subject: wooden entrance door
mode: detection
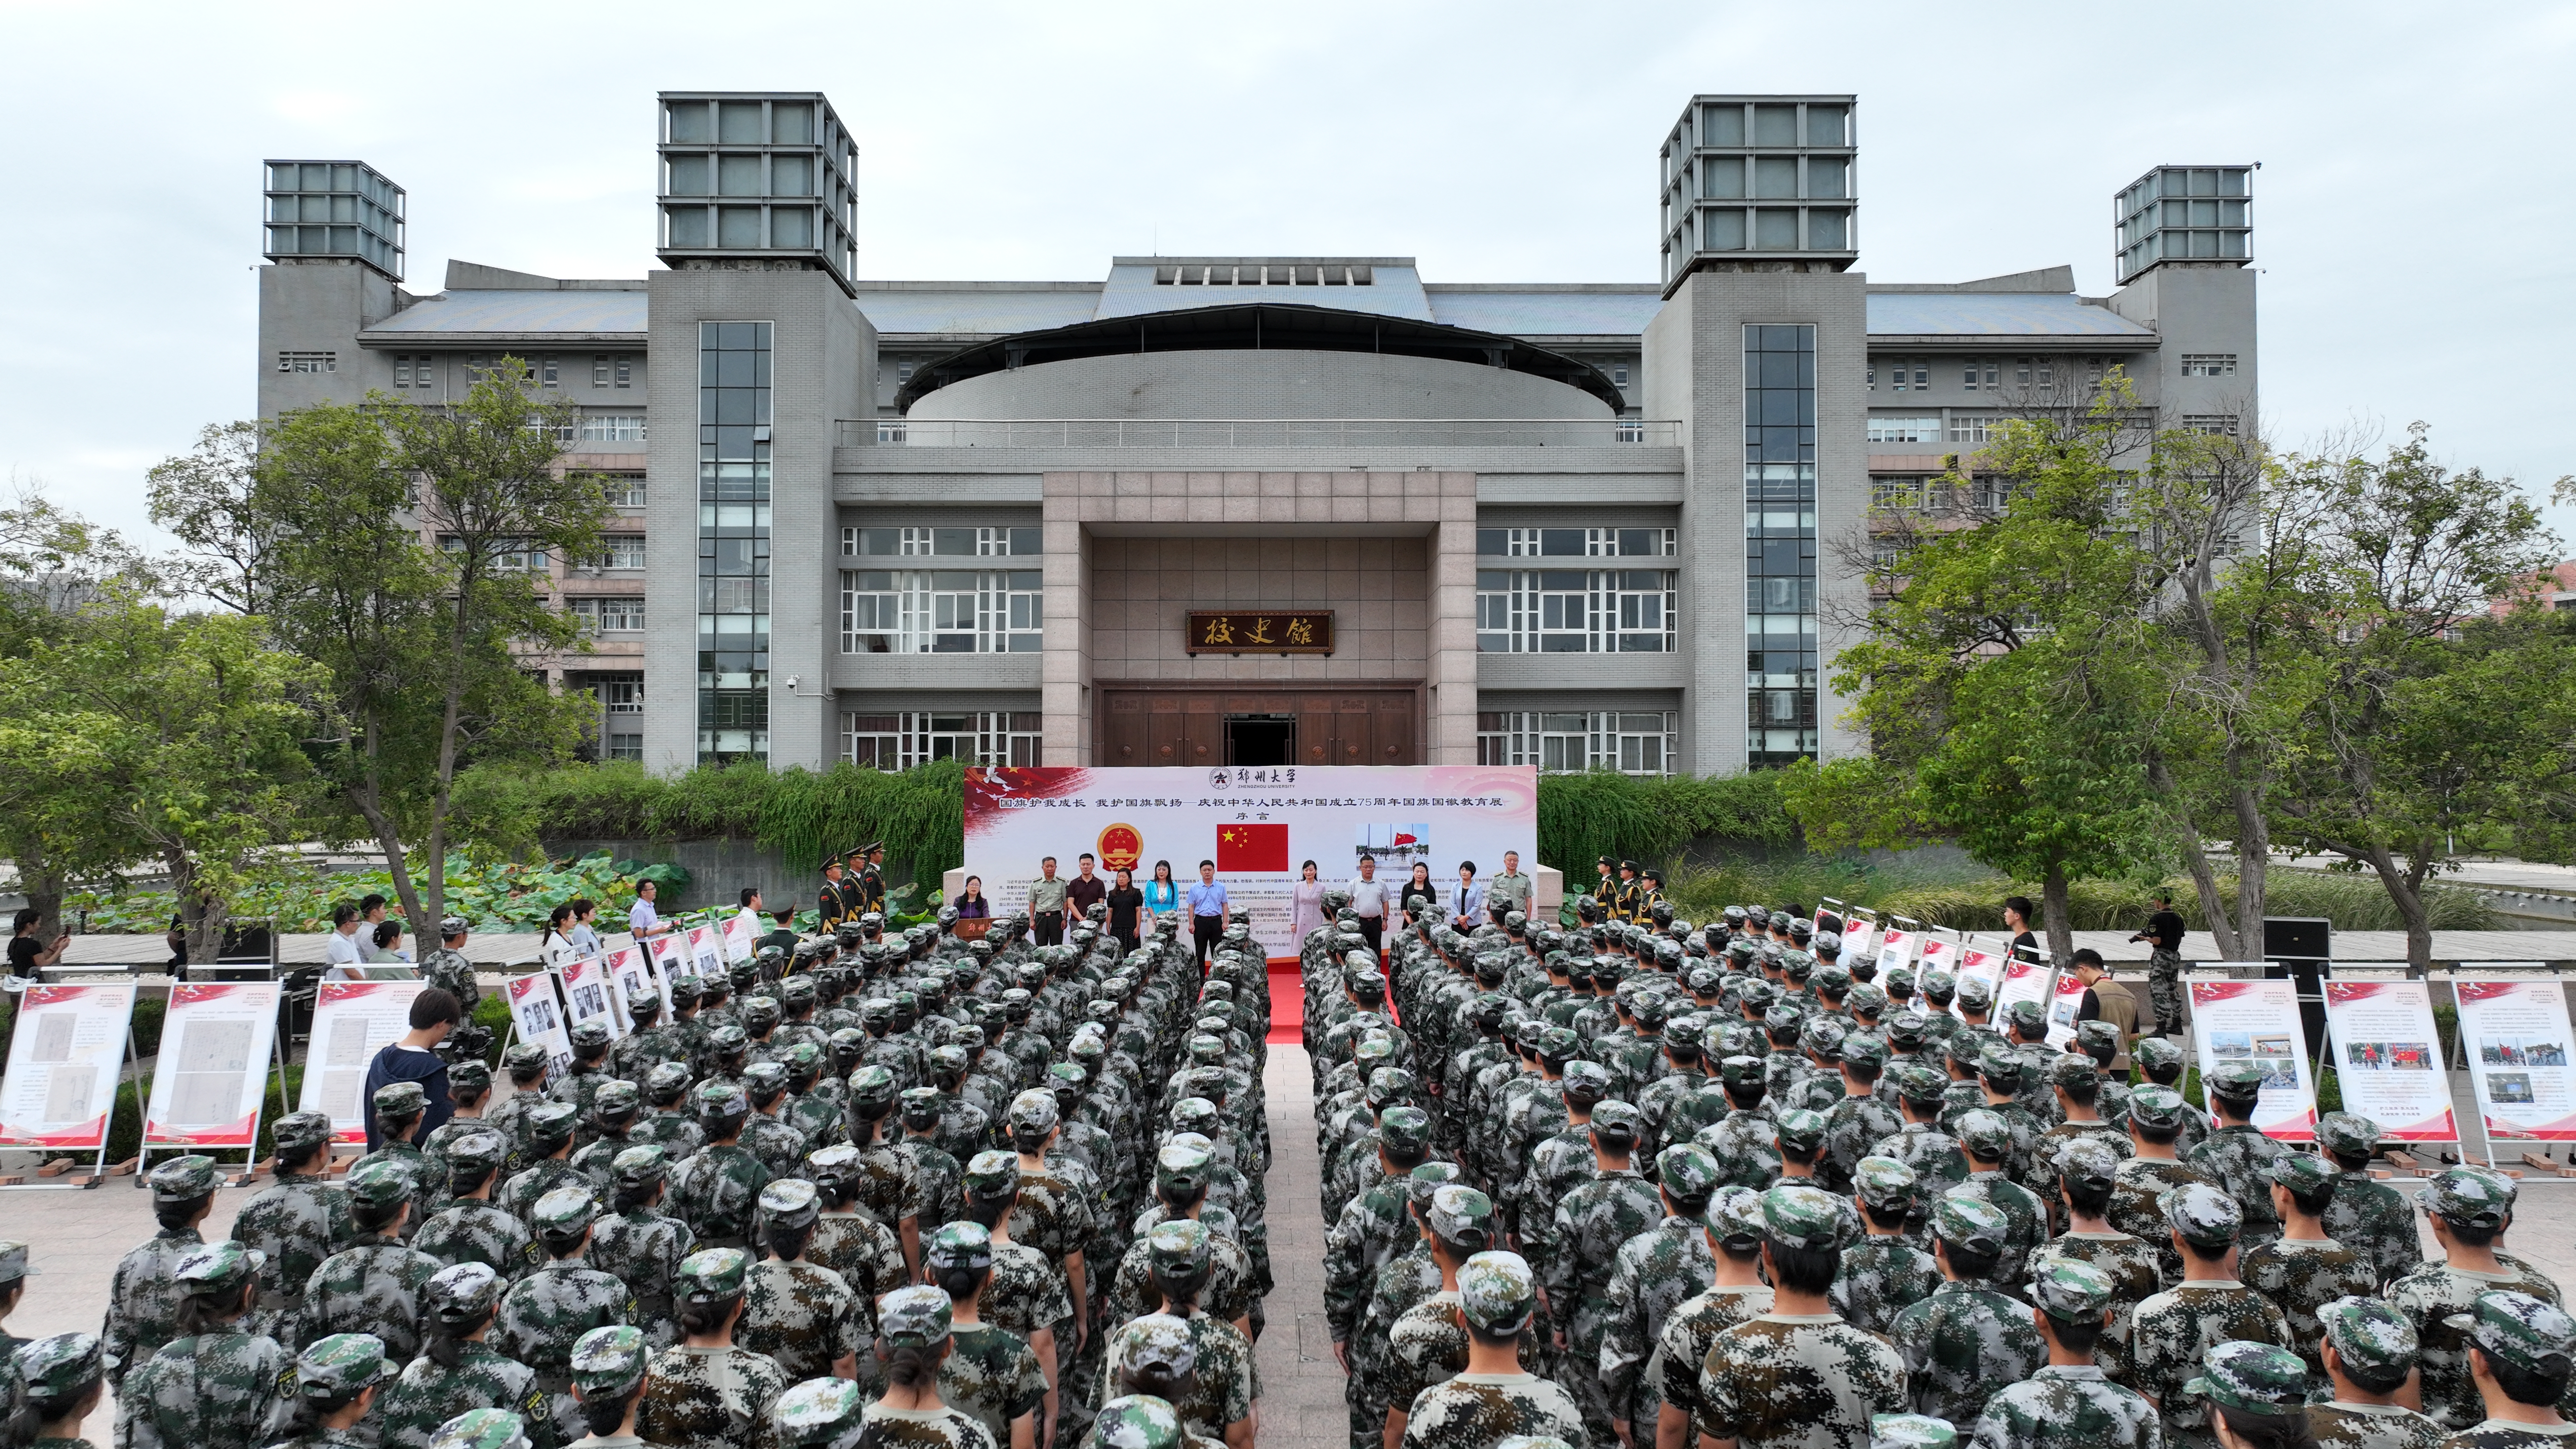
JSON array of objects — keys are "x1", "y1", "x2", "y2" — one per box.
[{"x1": 1096, "y1": 689, "x2": 1417, "y2": 766}]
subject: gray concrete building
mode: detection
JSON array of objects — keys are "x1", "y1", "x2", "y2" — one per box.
[{"x1": 255, "y1": 93, "x2": 2257, "y2": 776}]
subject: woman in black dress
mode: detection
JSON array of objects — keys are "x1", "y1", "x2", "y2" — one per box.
[
  {"x1": 1400, "y1": 861, "x2": 1439, "y2": 922},
  {"x1": 1105, "y1": 867, "x2": 1146, "y2": 952}
]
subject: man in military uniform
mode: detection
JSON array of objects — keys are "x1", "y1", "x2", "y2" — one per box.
[
  {"x1": 1968, "y1": 1260, "x2": 2161, "y2": 1449},
  {"x1": 1601, "y1": 1144, "x2": 1724, "y2": 1442},
  {"x1": 665, "y1": 1082, "x2": 772, "y2": 1253},
  {"x1": 1398, "y1": 1250, "x2": 1585, "y2": 1449},
  {"x1": 1696, "y1": 1055, "x2": 1785, "y2": 1190},
  {"x1": 354, "y1": 1081, "x2": 451, "y2": 1242},
  {"x1": 923, "y1": 1222, "x2": 1046, "y2": 1447},
  {"x1": 636, "y1": 1249, "x2": 791, "y2": 1449},
  {"x1": 1872, "y1": 1065, "x2": 1972, "y2": 1231},
  {"x1": 588, "y1": 1145, "x2": 696, "y2": 1350},
  {"x1": 1891, "y1": 1194, "x2": 2046, "y2": 1426},
  {"x1": 377, "y1": 1263, "x2": 541, "y2": 1449},
  {"x1": 500, "y1": 1103, "x2": 588, "y2": 1227},
  {"x1": 2390, "y1": 1168, "x2": 2568, "y2": 1432},
  {"x1": 300, "y1": 1158, "x2": 443, "y2": 1362},
  {"x1": 2110, "y1": 1085, "x2": 2219, "y2": 1289},
  {"x1": 1653, "y1": 1188, "x2": 1778, "y2": 1449},
  {"x1": 1949, "y1": 1108, "x2": 2048, "y2": 1293},
  {"x1": 1326, "y1": 1106, "x2": 1435, "y2": 1449},
  {"x1": 817, "y1": 855, "x2": 850, "y2": 933},
  {"x1": 736, "y1": 1179, "x2": 861, "y2": 1383},
  {"x1": 1540, "y1": 1106, "x2": 1669, "y2": 1441},
  {"x1": 853, "y1": 843, "x2": 888, "y2": 921},
  {"x1": 114, "y1": 1239, "x2": 294, "y2": 1449},
  {"x1": 2026, "y1": 1137, "x2": 2160, "y2": 1383},
  {"x1": 495, "y1": 1185, "x2": 634, "y2": 1447},
  {"x1": 2308, "y1": 1296, "x2": 2443, "y2": 1449},
  {"x1": 416, "y1": 1127, "x2": 537, "y2": 1279},
  {"x1": 423, "y1": 917, "x2": 491, "y2": 1064},
  {"x1": 2185, "y1": 1060, "x2": 2287, "y2": 1251},
  {"x1": 2238, "y1": 1152, "x2": 2378, "y2": 1393},
  {"x1": 233, "y1": 1110, "x2": 355, "y2": 1340},
  {"x1": 1696, "y1": 1184, "x2": 1908, "y2": 1449},
  {"x1": 2129, "y1": 1040, "x2": 2208, "y2": 1158},
  {"x1": 1385, "y1": 1186, "x2": 1540, "y2": 1448},
  {"x1": 2126, "y1": 1182, "x2": 2294, "y2": 1449},
  {"x1": 1001, "y1": 1088, "x2": 1097, "y2": 1365},
  {"x1": 1821, "y1": 1034, "x2": 1904, "y2": 1195},
  {"x1": 2315, "y1": 1112, "x2": 2421, "y2": 1289},
  {"x1": 2441, "y1": 1290, "x2": 2576, "y2": 1449},
  {"x1": 1831, "y1": 1156, "x2": 1943, "y2": 1337}
]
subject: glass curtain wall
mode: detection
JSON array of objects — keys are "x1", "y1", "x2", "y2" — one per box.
[
  {"x1": 698, "y1": 321, "x2": 771, "y2": 762},
  {"x1": 1745, "y1": 324, "x2": 1819, "y2": 766}
]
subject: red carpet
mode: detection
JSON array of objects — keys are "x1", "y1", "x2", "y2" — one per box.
[{"x1": 1267, "y1": 960, "x2": 1302, "y2": 1044}]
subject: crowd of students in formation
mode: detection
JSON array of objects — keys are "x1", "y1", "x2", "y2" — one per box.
[
  {"x1": 1301, "y1": 891, "x2": 2576, "y2": 1449},
  {"x1": 13, "y1": 899, "x2": 1279, "y2": 1449}
]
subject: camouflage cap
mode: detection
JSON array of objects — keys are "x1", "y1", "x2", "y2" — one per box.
[
  {"x1": 2267, "y1": 1152, "x2": 2337, "y2": 1196},
  {"x1": 1932, "y1": 1191, "x2": 2010, "y2": 1255},
  {"x1": 173, "y1": 1239, "x2": 263, "y2": 1295},
  {"x1": 1973, "y1": 1045, "x2": 2022, "y2": 1086},
  {"x1": 1657, "y1": 1143, "x2": 1724, "y2": 1202},
  {"x1": 1660, "y1": 1014, "x2": 1704, "y2": 1049},
  {"x1": 1538, "y1": 1026, "x2": 1580, "y2": 1060},
  {"x1": 899, "y1": 1086, "x2": 942, "y2": 1128},
  {"x1": 848, "y1": 1066, "x2": 899, "y2": 1114},
  {"x1": 568, "y1": 1019, "x2": 613, "y2": 1052},
  {"x1": 532, "y1": 1184, "x2": 601, "y2": 1236},
  {"x1": 2047, "y1": 1053, "x2": 2098, "y2": 1089},
  {"x1": 425, "y1": 1261, "x2": 507, "y2": 1324},
  {"x1": 1848, "y1": 982, "x2": 1888, "y2": 1017},
  {"x1": 758, "y1": 1177, "x2": 821, "y2": 1229},
  {"x1": 1764, "y1": 1183, "x2": 1856, "y2": 1250},
  {"x1": 346, "y1": 1157, "x2": 414, "y2": 1212},
  {"x1": 1045, "y1": 1062, "x2": 1090, "y2": 1095},
  {"x1": 2447, "y1": 1289, "x2": 2576, "y2": 1377},
  {"x1": 1405, "y1": 1161, "x2": 1467, "y2": 1208},
  {"x1": 591, "y1": 1079, "x2": 643, "y2": 1120},
  {"x1": 374, "y1": 1080, "x2": 429, "y2": 1119},
  {"x1": 925, "y1": 1220, "x2": 994, "y2": 1274},
  {"x1": 773, "y1": 1377, "x2": 868, "y2": 1449},
  {"x1": 2002, "y1": 999, "x2": 2047, "y2": 1034},
  {"x1": 1559, "y1": 1059, "x2": 1613, "y2": 1105},
  {"x1": 1892, "y1": 1063, "x2": 1951, "y2": 1107},
  {"x1": 271, "y1": 1109, "x2": 335, "y2": 1155},
  {"x1": 149, "y1": 1153, "x2": 219, "y2": 1202},
  {"x1": 2029, "y1": 1258, "x2": 2115, "y2": 1324},
  {"x1": 13, "y1": 1333, "x2": 106, "y2": 1403},
  {"x1": 2316, "y1": 1111, "x2": 2383, "y2": 1159},
  {"x1": 675, "y1": 1247, "x2": 750, "y2": 1302},
  {"x1": 1709, "y1": 1185, "x2": 1767, "y2": 1250},
  {"x1": 2185, "y1": 1341, "x2": 2311, "y2": 1418},
  {"x1": 963, "y1": 1150, "x2": 1021, "y2": 1200},
  {"x1": 1093, "y1": 1395, "x2": 1185, "y2": 1449},
  {"x1": 2206, "y1": 1059, "x2": 2267, "y2": 1102},
  {"x1": 2422, "y1": 1166, "x2": 2513, "y2": 1231},
  {"x1": 692, "y1": 1080, "x2": 750, "y2": 1120},
  {"x1": 2131, "y1": 1036, "x2": 2183, "y2": 1075},
  {"x1": 1952, "y1": 975, "x2": 1993, "y2": 1009},
  {"x1": 609, "y1": 1143, "x2": 670, "y2": 1191},
  {"x1": 1368, "y1": 1067, "x2": 1420, "y2": 1106},
  {"x1": 644, "y1": 1060, "x2": 693, "y2": 1100},
  {"x1": 1953, "y1": 1107, "x2": 2012, "y2": 1162},
  {"x1": 296, "y1": 1332, "x2": 393, "y2": 1399},
  {"x1": 1146, "y1": 1219, "x2": 1212, "y2": 1280},
  {"x1": 1717, "y1": 1054, "x2": 1768, "y2": 1090},
  {"x1": 1885, "y1": 1011, "x2": 1931, "y2": 1050},
  {"x1": 1007, "y1": 1088, "x2": 1061, "y2": 1135},
  {"x1": 1378, "y1": 1105, "x2": 1434, "y2": 1155},
  {"x1": 740, "y1": 1061, "x2": 788, "y2": 1099},
  {"x1": 1112, "y1": 1314, "x2": 1198, "y2": 1382},
  {"x1": 2160, "y1": 1181, "x2": 2244, "y2": 1248},
  {"x1": 1841, "y1": 1033, "x2": 1891, "y2": 1072},
  {"x1": 928, "y1": 1046, "x2": 971, "y2": 1080},
  {"x1": 1800, "y1": 1017, "x2": 1847, "y2": 1060},
  {"x1": 1773, "y1": 1107, "x2": 1830, "y2": 1155},
  {"x1": 1883, "y1": 966, "x2": 1917, "y2": 997},
  {"x1": 0, "y1": 1241, "x2": 30, "y2": 1285},
  {"x1": 1853, "y1": 1156, "x2": 1919, "y2": 1211},
  {"x1": 1457, "y1": 1249, "x2": 1538, "y2": 1336},
  {"x1": 1154, "y1": 1142, "x2": 1213, "y2": 1196},
  {"x1": 2074, "y1": 1019, "x2": 2120, "y2": 1059},
  {"x1": 567, "y1": 1324, "x2": 649, "y2": 1399},
  {"x1": 2126, "y1": 1083, "x2": 2189, "y2": 1129},
  {"x1": 1590, "y1": 1099, "x2": 1644, "y2": 1139},
  {"x1": 428, "y1": 1409, "x2": 531, "y2": 1449},
  {"x1": 447, "y1": 1059, "x2": 494, "y2": 1094},
  {"x1": 1870, "y1": 1415, "x2": 1956, "y2": 1449},
  {"x1": 1762, "y1": 1004, "x2": 1807, "y2": 1039},
  {"x1": 2318, "y1": 1296, "x2": 2419, "y2": 1379},
  {"x1": 2053, "y1": 1137, "x2": 2123, "y2": 1197},
  {"x1": 525, "y1": 1100, "x2": 581, "y2": 1144},
  {"x1": 1425, "y1": 1185, "x2": 1497, "y2": 1251}
]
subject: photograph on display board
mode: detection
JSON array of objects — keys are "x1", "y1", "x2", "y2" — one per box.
[
  {"x1": 2321, "y1": 978, "x2": 2457, "y2": 1141},
  {"x1": 2452, "y1": 976, "x2": 2576, "y2": 1140},
  {"x1": 2187, "y1": 977, "x2": 2320, "y2": 1138}
]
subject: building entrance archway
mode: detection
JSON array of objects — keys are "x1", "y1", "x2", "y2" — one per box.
[{"x1": 1096, "y1": 687, "x2": 1418, "y2": 767}]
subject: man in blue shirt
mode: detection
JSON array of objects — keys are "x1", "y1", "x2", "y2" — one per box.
[
  {"x1": 360, "y1": 987, "x2": 459, "y2": 1151},
  {"x1": 1187, "y1": 859, "x2": 1229, "y2": 968}
]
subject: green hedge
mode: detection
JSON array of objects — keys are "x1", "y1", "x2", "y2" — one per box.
[
  {"x1": 1535, "y1": 770, "x2": 1798, "y2": 877},
  {"x1": 103, "y1": 1064, "x2": 306, "y2": 1167}
]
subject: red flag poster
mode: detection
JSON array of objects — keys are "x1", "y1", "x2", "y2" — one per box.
[{"x1": 1216, "y1": 822, "x2": 1289, "y2": 872}]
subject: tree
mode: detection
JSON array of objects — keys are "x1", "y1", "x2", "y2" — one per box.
[
  {"x1": 145, "y1": 420, "x2": 273, "y2": 614},
  {"x1": 201, "y1": 360, "x2": 610, "y2": 944}
]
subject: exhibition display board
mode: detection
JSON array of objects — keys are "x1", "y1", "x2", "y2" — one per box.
[
  {"x1": 2046, "y1": 970, "x2": 2088, "y2": 1047},
  {"x1": 2186, "y1": 976, "x2": 2321, "y2": 1139},
  {"x1": 2450, "y1": 972, "x2": 2576, "y2": 1142},
  {"x1": 686, "y1": 925, "x2": 726, "y2": 983},
  {"x1": 505, "y1": 971, "x2": 574, "y2": 1076},
  {"x1": 1996, "y1": 956, "x2": 2056, "y2": 1021},
  {"x1": 2322, "y1": 974, "x2": 2458, "y2": 1142},
  {"x1": 1953, "y1": 945, "x2": 2006, "y2": 1015},
  {"x1": 602, "y1": 945, "x2": 666, "y2": 1030},
  {"x1": 294, "y1": 980, "x2": 419, "y2": 1146},
  {"x1": 721, "y1": 911, "x2": 759, "y2": 963},
  {"x1": 1913, "y1": 933, "x2": 1959, "y2": 985},
  {"x1": 963, "y1": 764, "x2": 1538, "y2": 961},
  {"x1": 557, "y1": 955, "x2": 620, "y2": 1038},
  {"x1": 0, "y1": 983, "x2": 136, "y2": 1155}
]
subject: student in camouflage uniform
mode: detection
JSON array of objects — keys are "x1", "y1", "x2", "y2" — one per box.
[
  {"x1": 2126, "y1": 1043, "x2": 2207, "y2": 1160},
  {"x1": 103, "y1": 1154, "x2": 221, "y2": 1388},
  {"x1": 501, "y1": 1103, "x2": 589, "y2": 1228},
  {"x1": 1385, "y1": 1187, "x2": 1551, "y2": 1449},
  {"x1": 1398, "y1": 1251, "x2": 1583, "y2": 1449},
  {"x1": 232, "y1": 1111, "x2": 355, "y2": 1341},
  {"x1": 1948, "y1": 1109, "x2": 2048, "y2": 1294},
  {"x1": 356, "y1": 1082, "x2": 452, "y2": 1243},
  {"x1": 844, "y1": 1067, "x2": 927, "y2": 1280},
  {"x1": 303, "y1": 1159, "x2": 445, "y2": 1362},
  {"x1": 267, "y1": 1331, "x2": 396, "y2": 1449},
  {"x1": 962, "y1": 1151, "x2": 1072, "y2": 1440},
  {"x1": 113, "y1": 1239, "x2": 293, "y2": 1449},
  {"x1": 1967, "y1": 1260, "x2": 2159, "y2": 1449},
  {"x1": 637, "y1": 1250, "x2": 790, "y2": 1449},
  {"x1": 380, "y1": 1263, "x2": 544, "y2": 1449},
  {"x1": 2313, "y1": 1114, "x2": 2421, "y2": 1290},
  {"x1": 495, "y1": 1185, "x2": 636, "y2": 1447},
  {"x1": 1097, "y1": 1320, "x2": 1219, "y2": 1449},
  {"x1": 2307, "y1": 1297, "x2": 2443, "y2": 1449},
  {"x1": 1695, "y1": 1055, "x2": 1785, "y2": 1191},
  {"x1": 631, "y1": 1063, "x2": 708, "y2": 1160},
  {"x1": 665, "y1": 1083, "x2": 772, "y2": 1254},
  {"x1": 899, "y1": 1087, "x2": 967, "y2": 1229},
  {"x1": 1129, "y1": 1223, "x2": 1257, "y2": 1449},
  {"x1": 1874, "y1": 1067, "x2": 1972, "y2": 1233},
  {"x1": 2180, "y1": 1342, "x2": 2310, "y2": 1449},
  {"x1": 2235, "y1": 1153, "x2": 2377, "y2": 1394},
  {"x1": 2110, "y1": 1087, "x2": 2220, "y2": 1290},
  {"x1": 736, "y1": 1179, "x2": 862, "y2": 1383},
  {"x1": 1536, "y1": 1103, "x2": 1665, "y2": 1436},
  {"x1": 1822, "y1": 1035, "x2": 1905, "y2": 1195},
  {"x1": 2389, "y1": 1168, "x2": 2568, "y2": 1432},
  {"x1": 2025, "y1": 1138, "x2": 2161, "y2": 1384},
  {"x1": 737, "y1": 1064, "x2": 808, "y2": 1180},
  {"x1": 1892, "y1": 1194, "x2": 2047, "y2": 1427},
  {"x1": 12, "y1": 1331, "x2": 109, "y2": 1449},
  {"x1": 925, "y1": 1223, "x2": 1046, "y2": 1449},
  {"x1": 1655, "y1": 1188, "x2": 1777, "y2": 1449},
  {"x1": 1001, "y1": 1091, "x2": 1097, "y2": 1373},
  {"x1": 485, "y1": 1046, "x2": 556, "y2": 1175},
  {"x1": 1697, "y1": 1184, "x2": 1908, "y2": 1449},
  {"x1": 561, "y1": 1325, "x2": 649, "y2": 1449},
  {"x1": 568, "y1": 1082, "x2": 647, "y2": 1187},
  {"x1": 1601, "y1": 1144, "x2": 1724, "y2": 1442},
  {"x1": 2439, "y1": 1290, "x2": 2576, "y2": 1449},
  {"x1": 2183, "y1": 1064, "x2": 2286, "y2": 1253},
  {"x1": 417, "y1": 1129, "x2": 538, "y2": 1280},
  {"x1": 804, "y1": 1144, "x2": 909, "y2": 1333},
  {"x1": 587, "y1": 1145, "x2": 697, "y2": 1351},
  {"x1": 1832, "y1": 1157, "x2": 1944, "y2": 1338},
  {"x1": 2126, "y1": 1183, "x2": 2293, "y2": 1449}
]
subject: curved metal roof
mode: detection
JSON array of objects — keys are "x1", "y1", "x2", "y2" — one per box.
[{"x1": 891, "y1": 301, "x2": 1627, "y2": 415}]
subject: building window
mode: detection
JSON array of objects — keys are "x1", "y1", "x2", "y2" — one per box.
[
  {"x1": 601, "y1": 474, "x2": 646, "y2": 507},
  {"x1": 1473, "y1": 569, "x2": 1675, "y2": 653},
  {"x1": 698, "y1": 320, "x2": 772, "y2": 764},
  {"x1": 842, "y1": 526, "x2": 1041, "y2": 558},
  {"x1": 842, "y1": 711, "x2": 1042, "y2": 769},
  {"x1": 533, "y1": 356, "x2": 559, "y2": 387},
  {"x1": 1746, "y1": 323, "x2": 1818, "y2": 769},
  {"x1": 1870, "y1": 477, "x2": 1924, "y2": 512},
  {"x1": 1962, "y1": 362, "x2": 1997, "y2": 391},
  {"x1": 584, "y1": 535, "x2": 647, "y2": 570},
  {"x1": 593, "y1": 354, "x2": 637, "y2": 388},
  {"x1": 1153, "y1": 262, "x2": 1375, "y2": 286},
  {"x1": 2179, "y1": 353, "x2": 2238, "y2": 378},
  {"x1": 595, "y1": 675, "x2": 644, "y2": 714},
  {"x1": 1474, "y1": 527, "x2": 1673, "y2": 559},
  {"x1": 278, "y1": 351, "x2": 336, "y2": 374},
  {"x1": 2180, "y1": 414, "x2": 2239, "y2": 435},
  {"x1": 1611, "y1": 364, "x2": 1631, "y2": 387},
  {"x1": 1948, "y1": 416, "x2": 1999, "y2": 444},
  {"x1": 839, "y1": 570, "x2": 1043, "y2": 654},
  {"x1": 446, "y1": 536, "x2": 547, "y2": 572},
  {"x1": 392, "y1": 354, "x2": 435, "y2": 389},
  {"x1": 579, "y1": 415, "x2": 648, "y2": 443},
  {"x1": 1867, "y1": 416, "x2": 1941, "y2": 444},
  {"x1": 569, "y1": 597, "x2": 646, "y2": 632},
  {"x1": 1475, "y1": 711, "x2": 1679, "y2": 776}
]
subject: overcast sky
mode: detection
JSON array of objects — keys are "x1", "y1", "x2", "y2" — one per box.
[{"x1": 4, "y1": 1, "x2": 2571, "y2": 548}]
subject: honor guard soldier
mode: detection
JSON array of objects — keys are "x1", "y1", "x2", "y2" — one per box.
[
  {"x1": 852, "y1": 843, "x2": 888, "y2": 921},
  {"x1": 1613, "y1": 862, "x2": 1645, "y2": 924},
  {"x1": 818, "y1": 855, "x2": 850, "y2": 933}
]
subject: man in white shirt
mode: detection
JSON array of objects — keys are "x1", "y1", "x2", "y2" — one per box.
[
  {"x1": 734, "y1": 887, "x2": 765, "y2": 942},
  {"x1": 322, "y1": 903, "x2": 367, "y2": 979},
  {"x1": 1449, "y1": 862, "x2": 1487, "y2": 934},
  {"x1": 1348, "y1": 856, "x2": 1390, "y2": 961},
  {"x1": 629, "y1": 880, "x2": 669, "y2": 938}
]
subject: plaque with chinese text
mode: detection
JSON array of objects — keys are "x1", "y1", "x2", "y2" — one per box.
[{"x1": 1185, "y1": 610, "x2": 1334, "y2": 655}]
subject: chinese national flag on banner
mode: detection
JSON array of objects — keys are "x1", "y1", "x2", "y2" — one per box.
[{"x1": 1215, "y1": 823, "x2": 1289, "y2": 873}]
